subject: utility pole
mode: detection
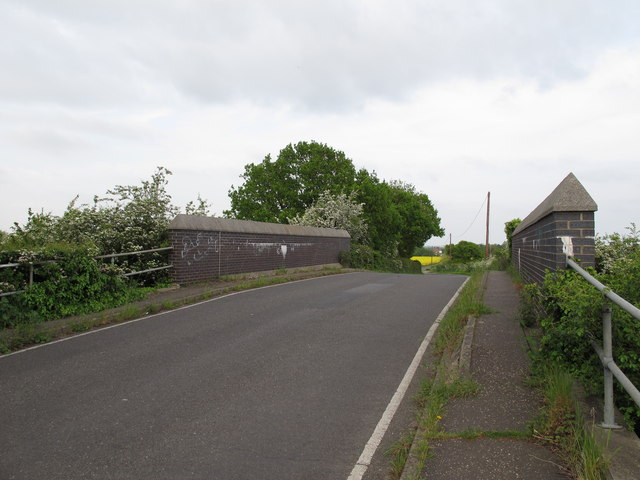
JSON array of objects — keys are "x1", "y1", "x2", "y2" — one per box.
[{"x1": 485, "y1": 191, "x2": 491, "y2": 259}]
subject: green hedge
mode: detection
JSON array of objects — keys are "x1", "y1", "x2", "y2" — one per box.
[
  {"x1": 339, "y1": 244, "x2": 421, "y2": 274},
  {"x1": 533, "y1": 266, "x2": 640, "y2": 429},
  {"x1": 0, "y1": 245, "x2": 144, "y2": 327}
]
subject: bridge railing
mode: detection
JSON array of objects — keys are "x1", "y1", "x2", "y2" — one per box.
[
  {"x1": 95, "y1": 247, "x2": 174, "y2": 277},
  {"x1": 0, "y1": 262, "x2": 26, "y2": 298},
  {"x1": 566, "y1": 256, "x2": 640, "y2": 429},
  {"x1": 0, "y1": 247, "x2": 173, "y2": 297}
]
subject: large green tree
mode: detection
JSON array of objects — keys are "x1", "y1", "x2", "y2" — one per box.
[
  {"x1": 225, "y1": 141, "x2": 356, "y2": 223},
  {"x1": 504, "y1": 218, "x2": 522, "y2": 260},
  {"x1": 352, "y1": 169, "x2": 402, "y2": 254},
  {"x1": 387, "y1": 181, "x2": 445, "y2": 257},
  {"x1": 351, "y1": 172, "x2": 444, "y2": 256},
  {"x1": 226, "y1": 141, "x2": 444, "y2": 258}
]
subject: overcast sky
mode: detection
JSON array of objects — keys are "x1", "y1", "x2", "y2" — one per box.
[{"x1": 1, "y1": 0, "x2": 639, "y2": 245}]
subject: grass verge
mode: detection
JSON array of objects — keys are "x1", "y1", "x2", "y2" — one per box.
[
  {"x1": 517, "y1": 270, "x2": 612, "y2": 480},
  {"x1": 409, "y1": 377, "x2": 481, "y2": 476},
  {"x1": 433, "y1": 270, "x2": 488, "y2": 355},
  {"x1": 385, "y1": 269, "x2": 488, "y2": 478},
  {"x1": 530, "y1": 364, "x2": 611, "y2": 479}
]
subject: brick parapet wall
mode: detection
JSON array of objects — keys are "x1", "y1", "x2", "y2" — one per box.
[
  {"x1": 511, "y1": 173, "x2": 597, "y2": 285},
  {"x1": 169, "y1": 228, "x2": 350, "y2": 284},
  {"x1": 511, "y1": 211, "x2": 596, "y2": 285}
]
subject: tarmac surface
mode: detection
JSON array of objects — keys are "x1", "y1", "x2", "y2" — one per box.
[
  {"x1": 3, "y1": 267, "x2": 639, "y2": 479},
  {"x1": 0, "y1": 270, "x2": 466, "y2": 480}
]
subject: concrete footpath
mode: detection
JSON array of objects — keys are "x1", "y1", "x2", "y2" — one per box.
[{"x1": 416, "y1": 270, "x2": 565, "y2": 479}]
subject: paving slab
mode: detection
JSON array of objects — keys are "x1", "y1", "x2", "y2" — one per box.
[{"x1": 423, "y1": 438, "x2": 566, "y2": 480}]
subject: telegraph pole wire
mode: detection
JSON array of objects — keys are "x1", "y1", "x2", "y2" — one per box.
[{"x1": 455, "y1": 193, "x2": 488, "y2": 240}]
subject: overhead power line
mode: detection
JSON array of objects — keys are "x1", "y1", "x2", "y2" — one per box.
[{"x1": 455, "y1": 194, "x2": 488, "y2": 239}]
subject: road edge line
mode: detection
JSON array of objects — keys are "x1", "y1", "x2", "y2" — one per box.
[{"x1": 346, "y1": 276, "x2": 470, "y2": 480}]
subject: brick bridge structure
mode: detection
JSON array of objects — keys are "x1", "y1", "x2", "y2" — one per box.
[
  {"x1": 511, "y1": 172, "x2": 598, "y2": 285},
  {"x1": 168, "y1": 214, "x2": 350, "y2": 284}
]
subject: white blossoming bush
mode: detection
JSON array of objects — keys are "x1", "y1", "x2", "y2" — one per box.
[
  {"x1": 0, "y1": 167, "x2": 211, "y2": 328},
  {"x1": 0, "y1": 282, "x2": 15, "y2": 294},
  {"x1": 595, "y1": 223, "x2": 639, "y2": 275},
  {"x1": 288, "y1": 191, "x2": 368, "y2": 244}
]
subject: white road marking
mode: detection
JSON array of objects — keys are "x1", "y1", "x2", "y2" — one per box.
[{"x1": 346, "y1": 277, "x2": 470, "y2": 480}]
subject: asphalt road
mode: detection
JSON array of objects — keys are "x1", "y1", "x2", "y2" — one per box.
[{"x1": 0, "y1": 271, "x2": 466, "y2": 480}]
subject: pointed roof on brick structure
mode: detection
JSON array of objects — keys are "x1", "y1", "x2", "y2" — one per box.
[{"x1": 514, "y1": 173, "x2": 598, "y2": 235}]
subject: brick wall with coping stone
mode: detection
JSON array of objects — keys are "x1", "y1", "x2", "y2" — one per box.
[
  {"x1": 168, "y1": 215, "x2": 351, "y2": 284},
  {"x1": 512, "y1": 173, "x2": 597, "y2": 285}
]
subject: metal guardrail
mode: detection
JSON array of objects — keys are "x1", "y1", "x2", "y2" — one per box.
[
  {"x1": 96, "y1": 247, "x2": 173, "y2": 277},
  {"x1": 566, "y1": 256, "x2": 640, "y2": 429},
  {"x1": 0, "y1": 247, "x2": 173, "y2": 296},
  {"x1": 0, "y1": 290, "x2": 25, "y2": 298},
  {"x1": 95, "y1": 246, "x2": 173, "y2": 261},
  {"x1": 0, "y1": 263, "x2": 20, "y2": 269}
]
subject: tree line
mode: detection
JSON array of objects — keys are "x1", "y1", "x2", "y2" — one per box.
[
  {"x1": 3, "y1": 141, "x2": 443, "y2": 260},
  {"x1": 225, "y1": 140, "x2": 443, "y2": 257}
]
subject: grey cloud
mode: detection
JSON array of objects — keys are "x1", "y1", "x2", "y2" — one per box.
[
  {"x1": 2, "y1": 0, "x2": 639, "y2": 112},
  {"x1": 0, "y1": 6, "x2": 148, "y2": 107},
  {"x1": 9, "y1": 128, "x2": 90, "y2": 154}
]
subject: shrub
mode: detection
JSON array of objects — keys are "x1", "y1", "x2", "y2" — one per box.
[
  {"x1": 6, "y1": 167, "x2": 209, "y2": 286},
  {"x1": 340, "y1": 244, "x2": 374, "y2": 269},
  {"x1": 538, "y1": 269, "x2": 604, "y2": 389},
  {"x1": 339, "y1": 244, "x2": 421, "y2": 273},
  {"x1": 402, "y1": 258, "x2": 423, "y2": 274},
  {"x1": 0, "y1": 245, "x2": 144, "y2": 325},
  {"x1": 504, "y1": 218, "x2": 522, "y2": 260},
  {"x1": 289, "y1": 190, "x2": 368, "y2": 244},
  {"x1": 528, "y1": 228, "x2": 640, "y2": 429},
  {"x1": 489, "y1": 244, "x2": 510, "y2": 270},
  {"x1": 444, "y1": 240, "x2": 483, "y2": 264},
  {"x1": 0, "y1": 295, "x2": 41, "y2": 329}
]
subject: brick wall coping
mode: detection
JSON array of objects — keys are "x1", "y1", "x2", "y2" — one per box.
[
  {"x1": 168, "y1": 214, "x2": 350, "y2": 239},
  {"x1": 513, "y1": 172, "x2": 598, "y2": 236}
]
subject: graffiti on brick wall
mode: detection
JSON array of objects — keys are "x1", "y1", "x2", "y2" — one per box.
[
  {"x1": 181, "y1": 233, "x2": 219, "y2": 265},
  {"x1": 245, "y1": 242, "x2": 314, "y2": 259}
]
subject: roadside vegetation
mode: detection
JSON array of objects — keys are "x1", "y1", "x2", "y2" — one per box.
[
  {"x1": 385, "y1": 268, "x2": 488, "y2": 478},
  {"x1": 0, "y1": 168, "x2": 210, "y2": 343},
  {"x1": 529, "y1": 364, "x2": 610, "y2": 479},
  {"x1": 339, "y1": 244, "x2": 422, "y2": 274},
  {"x1": 518, "y1": 223, "x2": 640, "y2": 431}
]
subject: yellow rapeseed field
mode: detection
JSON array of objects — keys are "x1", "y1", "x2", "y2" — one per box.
[{"x1": 410, "y1": 256, "x2": 442, "y2": 266}]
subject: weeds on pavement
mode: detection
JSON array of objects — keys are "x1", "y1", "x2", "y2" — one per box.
[{"x1": 530, "y1": 364, "x2": 611, "y2": 480}]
